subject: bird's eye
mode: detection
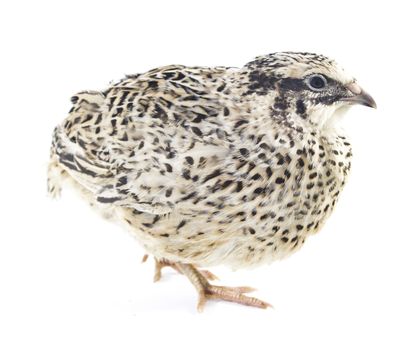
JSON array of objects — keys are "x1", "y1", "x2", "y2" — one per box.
[{"x1": 306, "y1": 74, "x2": 327, "y2": 91}]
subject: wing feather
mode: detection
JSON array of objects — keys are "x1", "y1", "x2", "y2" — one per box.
[{"x1": 51, "y1": 66, "x2": 234, "y2": 215}]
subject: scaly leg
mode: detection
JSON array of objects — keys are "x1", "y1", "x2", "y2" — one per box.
[
  {"x1": 176, "y1": 263, "x2": 272, "y2": 311},
  {"x1": 152, "y1": 258, "x2": 218, "y2": 282}
]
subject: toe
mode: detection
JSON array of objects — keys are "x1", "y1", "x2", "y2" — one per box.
[{"x1": 206, "y1": 285, "x2": 272, "y2": 309}]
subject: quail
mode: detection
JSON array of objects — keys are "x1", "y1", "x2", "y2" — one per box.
[{"x1": 48, "y1": 52, "x2": 376, "y2": 311}]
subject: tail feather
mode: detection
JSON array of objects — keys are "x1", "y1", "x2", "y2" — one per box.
[
  {"x1": 47, "y1": 159, "x2": 62, "y2": 199},
  {"x1": 50, "y1": 125, "x2": 113, "y2": 193}
]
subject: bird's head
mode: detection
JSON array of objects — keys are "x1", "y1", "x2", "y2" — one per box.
[{"x1": 242, "y1": 52, "x2": 376, "y2": 131}]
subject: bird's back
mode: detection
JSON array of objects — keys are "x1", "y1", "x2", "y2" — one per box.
[{"x1": 49, "y1": 65, "x2": 252, "y2": 220}]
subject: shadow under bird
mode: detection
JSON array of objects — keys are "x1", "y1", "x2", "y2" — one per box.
[{"x1": 48, "y1": 52, "x2": 376, "y2": 311}]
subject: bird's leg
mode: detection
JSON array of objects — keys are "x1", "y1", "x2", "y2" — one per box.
[
  {"x1": 153, "y1": 258, "x2": 181, "y2": 282},
  {"x1": 197, "y1": 269, "x2": 218, "y2": 281},
  {"x1": 175, "y1": 263, "x2": 272, "y2": 312},
  {"x1": 152, "y1": 258, "x2": 218, "y2": 282}
]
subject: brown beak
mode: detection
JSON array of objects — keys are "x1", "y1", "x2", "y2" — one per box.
[{"x1": 342, "y1": 82, "x2": 377, "y2": 109}]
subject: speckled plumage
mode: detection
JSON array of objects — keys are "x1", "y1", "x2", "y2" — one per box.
[{"x1": 48, "y1": 52, "x2": 375, "y2": 308}]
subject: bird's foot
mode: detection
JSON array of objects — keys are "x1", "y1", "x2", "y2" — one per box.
[{"x1": 176, "y1": 263, "x2": 272, "y2": 312}]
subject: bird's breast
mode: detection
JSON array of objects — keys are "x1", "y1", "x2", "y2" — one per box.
[{"x1": 118, "y1": 132, "x2": 352, "y2": 268}]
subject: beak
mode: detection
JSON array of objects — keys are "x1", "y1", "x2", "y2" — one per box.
[{"x1": 342, "y1": 82, "x2": 377, "y2": 109}]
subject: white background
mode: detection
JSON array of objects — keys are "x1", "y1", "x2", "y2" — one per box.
[{"x1": 1, "y1": 1, "x2": 415, "y2": 349}]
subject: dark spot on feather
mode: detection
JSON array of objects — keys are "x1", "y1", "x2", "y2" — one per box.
[
  {"x1": 235, "y1": 181, "x2": 243, "y2": 192},
  {"x1": 180, "y1": 191, "x2": 197, "y2": 201},
  {"x1": 191, "y1": 126, "x2": 202, "y2": 136},
  {"x1": 239, "y1": 148, "x2": 249, "y2": 157},
  {"x1": 177, "y1": 220, "x2": 187, "y2": 230},
  {"x1": 202, "y1": 169, "x2": 222, "y2": 183},
  {"x1": 221, "y1": 180, "x2": 233, "y2": 189},
  {"x1": 97, "y1": 196, "x2": 121, "y2": 204},
  {"x1": 275, "y1": 177, "x2": 285, "y2": 184},
  {"x1": 234, "y1": 120, "x2": 249, "y2": 128},
  {"x1": 117, "y1": 176, "x2": 128, "y2": 186}
]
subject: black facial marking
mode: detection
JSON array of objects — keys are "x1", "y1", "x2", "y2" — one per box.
[
  {"x1": 273, "y1": 96, "x2": 289, "y2": 110},
  {"x1": 246, "y1": 70, "x2": 278, "y2": 95},
  {"x1": 296, "y1": 100, "x2": 306, "y2": 117},
  {"x1": 312, "y1": 95, "x2": 342, "y2": 105},
  {"x1": 279, "y1": 78, "x2": 305, "y2": 92}
]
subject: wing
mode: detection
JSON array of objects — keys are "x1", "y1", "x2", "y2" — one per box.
[{"x1": 52, "y1": 65, "x2": 236, "y2": 215}]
